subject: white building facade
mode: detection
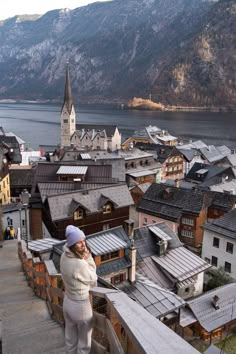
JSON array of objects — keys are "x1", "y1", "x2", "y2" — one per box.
[{"x1": 202, "y1": 215, "x2": 236, "y2": 279}]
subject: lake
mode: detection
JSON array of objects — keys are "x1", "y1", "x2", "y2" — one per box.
[{"x1": 0, "y1": 103, "x2": 235, "y2": 150}]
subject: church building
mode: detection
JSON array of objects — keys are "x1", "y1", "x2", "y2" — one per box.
[{"x1": 60, "y1": 65, "x2": 121, "y2": 152}]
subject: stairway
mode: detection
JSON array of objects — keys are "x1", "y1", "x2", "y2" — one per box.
[{"x1": 0, "y1": 240, "x2": 65, "y2": 354}]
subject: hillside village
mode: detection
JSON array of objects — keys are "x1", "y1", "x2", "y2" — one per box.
[{"x1": 1, "y1": 65, "x2": 236, "y2": 353}]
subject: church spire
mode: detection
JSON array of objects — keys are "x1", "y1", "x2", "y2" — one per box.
[
  {"x1": 62, "y1": 62, "x2": 73, "y2": 114},
  {"x1": 60, "y1": 62, "x2": 76, "y2": 147}
]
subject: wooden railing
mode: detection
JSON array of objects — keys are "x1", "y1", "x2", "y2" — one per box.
[{"x1": 17, "y1": 232, "x2": 200, "y2": 354}]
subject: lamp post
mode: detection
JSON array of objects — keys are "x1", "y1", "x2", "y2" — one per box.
[{"x1": 20, "y1": 189, "x2": 30, "y2": 249}]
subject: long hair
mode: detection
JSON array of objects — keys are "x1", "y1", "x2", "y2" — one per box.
[{"x1": 69, "y1": 240, "x2": 91, "y2": 259}]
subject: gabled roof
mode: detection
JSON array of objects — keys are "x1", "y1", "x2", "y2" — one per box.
[
  {"x1": 86, "y1": 231, "x2": 128, "y2": 255},
  {"x1": 134, "y1": 182, "x2": 151, "y2": 194},
  {"x1": 187, "y1": 283, "x2": 236, "y2": 332},
  {"x1": 138, "y1": 183, "x2": 209, "y2": 220},
  {"x1": 118, "y1": 274, "x2": 185, "y2": 319},
  {"x1": 203, "y1": 208, "x2": 236, "y2": 240},
  {"x1": 200, "y1": 145, "x2": 230, "y2": 163},
  {"x1": 133, "y1": 223, "x2": 182, "y2": 289},
  {"x1": 47, "y1": 184, "x2": 133, "y2": 221},
  {"x1": 9, "y1": 168, "x2": 34, "y2": 188},
  {"x1": 135, "y1": 144, "x2": 181, "y2": 163},
  {"x1": 136, "y1": 257, "x2": 174, "y2": 290},
  {"x1": 0, "y1": 135, "x2": 21, "y2": 164},
  {"x1": 152, "y1": 247, "x2": 210, "y2": 282},
  {"x1": 56, "y1": 166, "x2": 88, "y2": 175},
  {"x1": 186, "y1": 162, "x2": 234, "y2": 185},
  {"x1": 177, "y1": 148, "x2": 200, "y2": 162},
  {"x1": 179, "y1": 140, "x2": 208, "y2": 150},
  {"x1": 76, "y1": 124, "x2": 118, "y2": 137},
  {"x1": 126, "y1": 170, "x2": 155, "y2": 178},
  {"x1": 208, "y1": 190, "x2": 236, "y2": 212},
  {"x1": 225, "y1": 153, "x2": 236, "y2": 167},
  {"x1": 32, "y1": 162, "x2": 113, "y2": 194},
  {"x1": 28, "y1": 238, "x2": 65, "y2": 254}
]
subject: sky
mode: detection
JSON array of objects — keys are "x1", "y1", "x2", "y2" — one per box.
[{"x1": 0, "y1": 1, "x2": 110, "y2": 21}]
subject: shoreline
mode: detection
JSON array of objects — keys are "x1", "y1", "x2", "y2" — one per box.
[{"x1": 0, "y1": 99, "x2": 235, "y2": 113}]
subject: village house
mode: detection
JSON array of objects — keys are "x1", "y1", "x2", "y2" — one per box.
[
  {"x1": 201, "y1": 209, "x2": 236, "y2": 278},
  {"x1": 0, "y1": 146, "x2": 11, "y2": 205},
  {"x1": 179, "y1": 141, "x2": 232, "y2": 165},
  {"x1": 176, "y1": 147, "x2": 204, "y2": 176},
  {"x1": 137, "y1": 183, "x2": 236, "y2": 250},
  {"x1": 41, "y1": 183, "x2": 133, "y2": 239},
  {"x1": 136, "y1": 143, "x2": 184, "y2": 181},
  {"x1": 28, "y1": 160, "x2": 126, "y2": 239},
  {"x1": 0, "y1": 127, "x2": 22, "y2": 164},
  {"x1": 9, "y1": 165, "x2": 34, "y2": 202},
  {"x1": 122, "y1": 125, "x2": 178, "y2": 149},
  {"x1": 199, "y1": 145, "x2": 231, "y2": 164},
  {"x1": 185, "y1": 162, "x2": 235, "y2": 189},
  {"x1": 133, "y1": 222, "x2": 210, "y2": 299},
  {"x1": 51, "y1": 150, "x2": 126, "y2": 182},
  {"x1": 179, "y1": 283, "x2": 236, "y2": 343},
  {"x1": 60, "y1": 64, "x2": 121, "y2": 151}
]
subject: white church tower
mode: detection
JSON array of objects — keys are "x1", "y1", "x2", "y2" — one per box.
[{"x1": 60, "y1": 63, "x2": 76, "y2": 147}]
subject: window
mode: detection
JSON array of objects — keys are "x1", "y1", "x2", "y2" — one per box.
[
  {"x1": 101, "y1": 254, "x2": 110, "y2": 262},
  {"x1": 182, "y1": 217, "x2": 194, "y2": 226},
  {"x1": 226, "y1": 242, "x2": 234, "y2": 254},
  {"x1": 225, "y1": 262, "x2": 231, "y2": 273},
  {"x1": 101, "y1": 250, "x2": 119, "y2": 262},
  {"x1": 211, "y1": 256, "x2": 218, "y2": 267},
  {"x1": 181, "y1": 230, "x2": 193, "y2": 238},
  {"x1": 103, "y1": 203, "x2": 112, "y2": 214},
  {"x1": 143, "y1": 217, "x2": 147, "y2": 225},
  {"x1": 111, "y1": 273, "x2": 126, "y2": 285},
  {"x1": 213, "y1": 237, "x2": 220, "y2": 248},
  {"x1": 103, "y1": 223, "x2": 111, "y2": 231},
  {"x1": 152, "y1": 220, "x2": 156, "y2": 224},
  {"x1": 74, "y1": 209, "x2": 84, "y2": 220},
  {"x1": 63, "y1": 119, "x2": 68, "y2": 123}
]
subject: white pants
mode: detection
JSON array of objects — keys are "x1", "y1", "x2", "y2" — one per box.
[{"x1": 63, "y1": 295, "x2": 93, "y2": 354}]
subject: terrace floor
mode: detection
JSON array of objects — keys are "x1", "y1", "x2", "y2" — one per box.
[{"x1": 0, "y1": 240, "x2": 65, "y2": 354}]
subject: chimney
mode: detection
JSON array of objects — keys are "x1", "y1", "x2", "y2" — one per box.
[
  {"x1": 123, "y1": 219, "x2": 134, "y2": 239},
  {"x1": 128, "y1": 238, "x2": 136, "y2": 283},
  {"x1": 175, "y1": 179, "x2": 180, "y2": 188},
  {"x1": 212, "y1": 295, "x2": 220, "y2": 310}
]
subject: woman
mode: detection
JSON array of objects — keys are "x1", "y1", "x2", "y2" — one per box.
[{"x1": 60, "y1": 225, "x2": 97, "y2": 354}]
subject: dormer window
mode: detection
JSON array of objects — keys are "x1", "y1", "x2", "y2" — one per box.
[
  {"x1": 74, "y1": 209, "x2": 84, "y2": 220},
  {"x1": 101, "y1": 250, "x2": 119, "y2": 262},
  {"x1": 64, "y1": 119, "x2": 68, "y2": 123},
  {"x1": 103, "y1": 203, "x2": 112, "y2": 214}
]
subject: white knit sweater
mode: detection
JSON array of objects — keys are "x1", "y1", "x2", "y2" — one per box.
[{"x1": 60, "y1": 245, "x2": 97, "y2": 301}]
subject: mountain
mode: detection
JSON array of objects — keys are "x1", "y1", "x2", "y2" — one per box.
[{"x1": 0, "y1": 0, "x2": 235, "y2": 109}]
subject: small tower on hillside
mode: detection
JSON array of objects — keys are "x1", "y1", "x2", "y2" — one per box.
[{"x1": 60, "y1": 63, "x2": 76, "y2": 147}]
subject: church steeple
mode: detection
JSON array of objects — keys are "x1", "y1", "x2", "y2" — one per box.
[
  {"x1": 62, "y1": 62, "x2": 73, "y2": 114},
  {"x1": 60, "y1": 63, "x2": 76, "y2": 147}
]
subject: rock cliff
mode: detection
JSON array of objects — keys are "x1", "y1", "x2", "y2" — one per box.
[{"x1": 0, "y1": 0, "x2": 235, "y2": 108}]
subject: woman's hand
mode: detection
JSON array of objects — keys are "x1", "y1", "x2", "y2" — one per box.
[{"x1": 83, "y1": 247, "x2": 91, "y2": 260}]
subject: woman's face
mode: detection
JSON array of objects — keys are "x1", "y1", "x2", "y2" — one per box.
[{"x1": 75, "y1": 239, "x2": 86, "y2": 252}]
